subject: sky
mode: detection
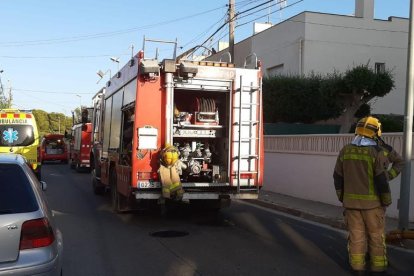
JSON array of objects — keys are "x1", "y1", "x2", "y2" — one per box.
[{"x1": 0, "y1": 0, "x2": 410, "y2": 115}]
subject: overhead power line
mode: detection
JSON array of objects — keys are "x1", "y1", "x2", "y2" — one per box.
[
  {"x1": 185, "y1": 0, "x2": 294, "y2": 57},
  {"x1": 0, "y1": 54, "x2": 129, "y2": 59},
  {"x1": 13, "y1": 88, "x2": 93, "y2": 95},
  {"x1": 237, "y1": 0, "x2": 304, "y2": 28},
  {"x1": 0, "y1": 5, "x2": 226, "y2": 47}
]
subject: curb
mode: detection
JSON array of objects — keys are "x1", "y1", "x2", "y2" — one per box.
[
  {"x1": 251, "y1": 199, "x2": 346, "y2": 230},
  {"x1": 250, "y1": 199, "x2": 414, "y2": 252}
]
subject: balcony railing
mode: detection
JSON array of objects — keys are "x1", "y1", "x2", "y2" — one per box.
[{"x1": 264, "y1": 133, "x2": 410, "y2": 157}]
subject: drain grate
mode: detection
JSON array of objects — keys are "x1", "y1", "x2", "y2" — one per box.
[{"x1": 150, "y1": 230, "x2": 189, "y2": 238}]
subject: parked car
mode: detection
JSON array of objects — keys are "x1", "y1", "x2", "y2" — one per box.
[
  {"x1": 0, "y1": 154, "x2": 63, "y2": 276},
  {"x1": 40, "y1": 134, "x2": 68, "y2": 164}
]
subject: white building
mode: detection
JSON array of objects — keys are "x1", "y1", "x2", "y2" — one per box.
[{"x1": 209, "y1": 0, "x2": 409, "y2": 115}]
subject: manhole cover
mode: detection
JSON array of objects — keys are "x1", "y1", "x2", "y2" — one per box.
[{"x1": 150, "y1": 230, "x2": 189, "y2": 238}]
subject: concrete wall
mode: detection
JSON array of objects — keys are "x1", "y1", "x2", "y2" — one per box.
[
  {"x1": 264, "y1": 134, "x2": 414, "y2": 221},
  {"x1": 302, "y1": 12, "x2": 408, "y2": 115},
  {"x1": 251, "y1": 13, "x2": 306, "y2": 75}
]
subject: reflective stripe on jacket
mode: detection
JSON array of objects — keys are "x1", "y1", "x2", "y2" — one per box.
[{"x1": 334, "y1": 144, "x2": 390, "y2": 209}]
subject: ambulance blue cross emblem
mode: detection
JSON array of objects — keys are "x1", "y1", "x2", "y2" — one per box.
[{"x1": 2, "y1": 128, "x2": 19, "y2": 143}]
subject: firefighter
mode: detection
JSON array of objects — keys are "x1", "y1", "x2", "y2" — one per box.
[
  {"x1": 333, "y1": 116, "x2": 392, "y2": 275},
  {"x1": 159, "y1": 144, "x2": 184, "y2": 201}
]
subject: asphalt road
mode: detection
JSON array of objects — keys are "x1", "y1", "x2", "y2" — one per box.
[{"x1": 42, "y1": 163, "x2": 414, "y2": 276}]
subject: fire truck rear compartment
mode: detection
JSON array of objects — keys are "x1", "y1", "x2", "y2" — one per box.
[{"x1": 172, "y1": 89, "x2": 229, "y2": 186}]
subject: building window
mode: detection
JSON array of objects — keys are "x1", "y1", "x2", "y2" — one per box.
[
  {"x1": 375, "y1": 62, "x2": 385, "y2": 74},
  {"x1": 267, "y1": 64, "x2": 284, "y2": 76}
]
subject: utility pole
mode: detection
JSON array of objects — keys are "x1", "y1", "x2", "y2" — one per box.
[
  {"x1": 229, "y1": 0, "x2": 235, "y2": 62},
  {"x1": 399, "y1": 0, "x2": 414, "y2": 230}
]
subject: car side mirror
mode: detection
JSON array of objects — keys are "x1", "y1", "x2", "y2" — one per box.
[{"x1": 40, "y1": 181, "x2": 47, "y2": 191}]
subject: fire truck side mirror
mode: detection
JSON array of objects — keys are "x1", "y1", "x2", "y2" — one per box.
[{"x1": 81, "y1": 109, "x2": 88, "y2": 124}]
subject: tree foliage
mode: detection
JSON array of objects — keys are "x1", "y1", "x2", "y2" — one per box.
[
  {"x1": 263, "y1": 74, "x2": 343, "y2": 123},
  {"x1": 263, "y1": 65, "x2": 395, "y2": 132},
  {"x1": 32, "y1": 109, "x2": 73, "y2": 137},
  {"x1": 0, "y1": 87, "x2": 8, "y2": 109}
]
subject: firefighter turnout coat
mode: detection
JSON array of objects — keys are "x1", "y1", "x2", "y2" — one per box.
[
  {"x1": 333, "y1": 140, "x2": 391, "y2": 209},
  {"x1": 379, "y1": 143, "x2": 404, "y2": 182}
]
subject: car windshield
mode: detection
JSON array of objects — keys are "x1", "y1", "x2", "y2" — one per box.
[
  {"x1": 0, "y1": 164, "x2": 38, "y2": 214},
  {"x1": 0, "y1": 125, "x2": 35, "y2": 147},
  {"x1": 45, "y1": 139, "x2": 65, "y2": 149}
]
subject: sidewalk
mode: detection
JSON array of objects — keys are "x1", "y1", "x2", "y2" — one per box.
[{"x1": 252, "y1": 190, "x2": 414, "y2": 250}]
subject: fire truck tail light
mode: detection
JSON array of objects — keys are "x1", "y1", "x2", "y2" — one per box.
[
  {"x1": 138, "y1": 172, "x2": 159, "y2": 181},
  {"x1": 138, "y1": 172, "x2": 151, "y2": 179}
]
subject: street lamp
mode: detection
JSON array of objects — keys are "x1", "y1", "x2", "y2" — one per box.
[
  {"x1": 110, "y1": 57, "x2": 120, "y2": 72},
  {"x1": 96, "y1": 69, "x2": 111, "y2": 84}
]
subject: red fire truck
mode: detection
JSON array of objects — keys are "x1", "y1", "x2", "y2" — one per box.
[
  {"x1": 68, "y1": 122, "x2": 92, "y2": 171},
  {"x1": 89, "y1": 40, "x2": 263, "y2": 212}
]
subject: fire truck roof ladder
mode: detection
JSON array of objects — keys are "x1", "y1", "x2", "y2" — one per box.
[{"x1": 142, "y1": 36, "x2": 178, "y2": 60}]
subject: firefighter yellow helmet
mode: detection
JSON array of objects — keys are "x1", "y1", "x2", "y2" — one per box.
[
  {"x1": 355, "y1": 116, "x2": 382, "y2": 138},
  {"x1": 161, "y1": 145, "x2": 179, "y2": 166}
]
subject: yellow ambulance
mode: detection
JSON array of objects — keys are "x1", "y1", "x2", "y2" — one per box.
[{"x1": 0, "y1": 109, "x2": 42, "y2": 179}]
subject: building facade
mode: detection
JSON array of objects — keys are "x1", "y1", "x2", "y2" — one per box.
[{"x1": 209, "y1": 0, "x2": 408, "y2": 115}]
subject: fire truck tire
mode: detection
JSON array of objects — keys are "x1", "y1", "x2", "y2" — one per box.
[
  {"x1": 70, "y1": 159, "x2": 75, "y2": 169},
  {"x1": 110, "y1": 170, "x2": 128, "y2": 213},
  {"x1": 91, "y1": 169, "x2": 104, "y2": 195}
]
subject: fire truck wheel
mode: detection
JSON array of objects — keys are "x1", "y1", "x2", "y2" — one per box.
[
  {"x1": 92, "y1": 169, "x2": 104, "y2": 195},
  {"x1": 110, "y1": 170, "x2": 128, "y2": 213},
  {"x1": 69, "y1": 159, "x2": 75, "y2": 169}
]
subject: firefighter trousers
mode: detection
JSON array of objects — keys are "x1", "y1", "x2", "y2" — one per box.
[
  {"x1": 159, "y1": 164, "x2": 184, "y2": 200},
  {"x1": 345, "y1": 207, "x2": 387, "y2": 272}
]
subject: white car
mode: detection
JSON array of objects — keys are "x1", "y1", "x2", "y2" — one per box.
[{"x1": 0, "y1": 154, "x2": 63, "y2": 275}]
